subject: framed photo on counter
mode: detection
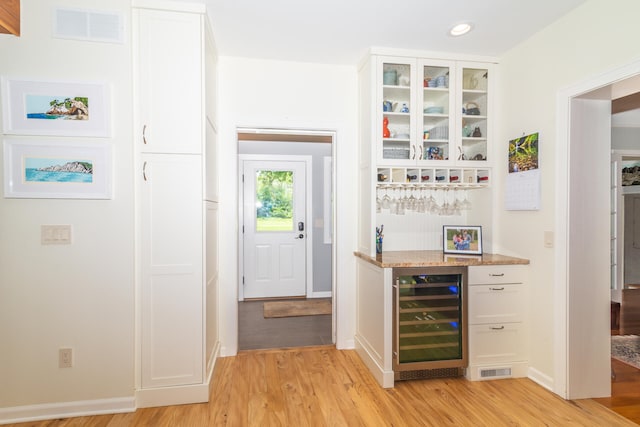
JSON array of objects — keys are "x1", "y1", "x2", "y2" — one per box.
[{"x1": 443, "y1": 225, "x2": 482, "y2": 255}]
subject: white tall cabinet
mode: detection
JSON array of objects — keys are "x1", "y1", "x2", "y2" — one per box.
[{"x1": 133, "y1": 0, "x2": 219, "y2": 408}]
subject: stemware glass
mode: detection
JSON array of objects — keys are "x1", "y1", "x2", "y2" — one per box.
[
  {"x1": 461, "y1": 189, "x2": 472, "y2": 210},
  {"x1": 381, "y1": 186, "x2": 391, "y2": 210}
]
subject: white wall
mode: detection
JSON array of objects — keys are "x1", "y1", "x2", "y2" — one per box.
[
  {"x1": 495, "y1": 0, "x2": 640, "y2": 391},
  {"x1": 0, "y1": 0, "x2": 134, "y2": 412},
  {"x1": 613, "y1": 127, "x2": 640, "y2": 150},
  {"x1": 217, "y1": 57, "x2": 358, "y2": 354}
]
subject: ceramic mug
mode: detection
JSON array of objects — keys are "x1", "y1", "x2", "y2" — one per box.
[{"x1": 383, "y1": 70, "x2": 398, "y2": 85}]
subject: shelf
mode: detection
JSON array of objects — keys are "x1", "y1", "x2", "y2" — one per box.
[{"x1": 376, "y1": 166, "x2": 490, "y2": 187}]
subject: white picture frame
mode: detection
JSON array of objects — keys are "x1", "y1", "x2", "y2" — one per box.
[
  {"x1": 1, "y1": 77, "x2": 111, "y2": 137},
  {"x1": 3, "y1": 138, "x2": 112, "y2": 199}
]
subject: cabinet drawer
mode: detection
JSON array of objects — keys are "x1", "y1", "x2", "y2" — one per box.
[
  {"x1": 468, "y1": 283, "x2": 524, "y2": 324},
  {"x1": 468, "y1": 323, "x2": 526, "y2": 365},
  {"x1": 468, "y1": 265, "x2": 525, "y2": 285}
]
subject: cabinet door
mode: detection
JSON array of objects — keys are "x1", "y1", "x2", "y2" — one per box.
[
  {"x1": 140, "y1": 153, "x2": 203, "y2": 388},
  {"x1": 135, "y1": 9, "x2": 203, "y2": 154},
  {"x1": 377, "y1": 57, "x2": 417, "y2": 165},
  {"x1": 417, "y1": 59, "x2": 454, "y2": 165},
  {"x1": 456, "y1": 62, "x2": 493, "y2": 164}
]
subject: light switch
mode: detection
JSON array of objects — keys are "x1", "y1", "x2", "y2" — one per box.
[
  {"x1": 42, "y1": 225, "x2": 72, "y2": 245},
  {"x1": 544, "y1": 231, "x2": 554, "y2": 248}
]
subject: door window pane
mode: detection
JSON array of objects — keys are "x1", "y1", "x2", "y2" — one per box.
[{"x1": 255, "y1": 170, "x2": 294, "y2": 232}]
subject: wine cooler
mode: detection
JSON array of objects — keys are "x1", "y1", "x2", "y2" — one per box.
[{"x1": 393, "y1": 266, "x2": 467, "y2": 380}]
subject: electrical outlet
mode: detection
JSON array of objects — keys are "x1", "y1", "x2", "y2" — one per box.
[{"x1": 59, "y1": 348, "x2": 73, "y2": 368}]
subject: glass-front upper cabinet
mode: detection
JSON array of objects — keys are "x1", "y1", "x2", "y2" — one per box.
[
  {"x1": 375, "y1": 56, "x2": 493, "y2": 167},
  {"x1": 457, "y1": 62, "x2": 493, "y2": 163},
  {"x1": 378, "y1": 57, "x2": 416, "y2": 165},
  {"x1": 419, "y1": 59, "x2": 454, "y2": 164}
]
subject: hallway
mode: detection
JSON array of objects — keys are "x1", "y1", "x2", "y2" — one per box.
[{"x1": 238, "y1": 300, "x2": 332, "y2": 350}]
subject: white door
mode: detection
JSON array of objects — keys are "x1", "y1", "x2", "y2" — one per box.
[{"x1": 242, "y1": 159, "x2": 307, "y2": 298}]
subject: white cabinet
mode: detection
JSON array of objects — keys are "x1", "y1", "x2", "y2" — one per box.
[
  {"x1": 466, "y1": 265, "x2": 528, "y2": 381},
  {"x1": 135, "y1": 7, "x2": 203, "y2": 154},
  {"x1": 372, "y1": 56, "x2": 494, "y2": 168},
  {"x1": 140, "y1": 154, "x2": 203, "y2": 388},
  {"x1": 134, "y1": 1, "x2": 217, "y2": 407}
]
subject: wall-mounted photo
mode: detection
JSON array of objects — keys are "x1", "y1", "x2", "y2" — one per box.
[
  {"x1": 508, "y1": 132, "x2": 539, "y2": 173},
  {"x1": 622, "y1": 160, "x2": 640, "y2": 187},
  {"x1": 1, "y1": 78, "x2": 110, "y2": 137},
  {"x1": 3, "y1": 138, "x2": 112, "y2": 199},
  {"x1": 443, "y1": 225, "x2": 482, "y2": 255}
]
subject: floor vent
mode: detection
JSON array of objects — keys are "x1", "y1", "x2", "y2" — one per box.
[
  {"x1": 480, "y1": 367, "x2": 512, "y2": 379},
  {"x1": 397, "y1": 367, "x2": 464, "y2": 381},
  {"x1": 54, "y1": 8, "x2": 124, "y2": 44}
]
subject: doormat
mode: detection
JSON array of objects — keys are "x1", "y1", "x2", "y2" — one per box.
[
  {"x1": 612, "y1": 335, "x2": 640, "y2": 369},
  {"x1": 263, "y1": 298, "x2": 331, "y2": 318}
]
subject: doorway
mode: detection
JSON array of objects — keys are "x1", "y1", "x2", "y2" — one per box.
[
  {"x1": 237, "y1": 129, "x2": 334, "y2": 350},
  {"x1": 241, "y1": 157, "x2": 309, "y2": 299},
  {"x1": 559, "y1": 61, "x2": 640, "y2": 401}
]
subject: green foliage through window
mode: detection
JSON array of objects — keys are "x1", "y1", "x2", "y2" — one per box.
[{"x1": 255, "y1": 170, "x2": 293, "y2": 231}]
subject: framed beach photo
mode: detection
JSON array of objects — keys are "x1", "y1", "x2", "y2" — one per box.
[
  {"x1": 3, "y1": 138, "x2": 112, "y2": 199},
  {"x1": 443, "y1": 225, "x2": 482, "y2": 255},
  {"x1": 1, "y1": 77, "x2": 110, "y2": 137}
]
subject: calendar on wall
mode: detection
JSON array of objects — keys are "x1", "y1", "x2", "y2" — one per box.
[
  {"x1": 505, "y1": 132, "x2": 540, "y2": 211},
  {"x1": 505, "y1": 169, "x2": 540, "y2": 210}
]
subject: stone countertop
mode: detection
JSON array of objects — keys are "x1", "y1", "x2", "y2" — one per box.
[{"x1": 354, "y1": 250, "x2": 529, "y2": 268}]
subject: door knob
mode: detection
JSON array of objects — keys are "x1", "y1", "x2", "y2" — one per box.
[{"x1": 295, "y1": 234, "x2": 304, "y2": 239}]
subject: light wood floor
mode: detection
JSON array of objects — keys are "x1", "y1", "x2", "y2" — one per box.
[{"x1": 7, "y1": 346, "x2": 637, "y2": 427}]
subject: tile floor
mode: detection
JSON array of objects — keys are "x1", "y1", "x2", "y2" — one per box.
[{"x1": 238, "y1": 300, "x2": 332, "y2": 350}]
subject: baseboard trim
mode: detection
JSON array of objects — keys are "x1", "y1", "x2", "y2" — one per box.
[
  {"x1": 528, "y1": 366, "x2": 554, "y2": 392},
  {"x1": 0, "y1": 397, "x2": 135, "y2": 425},
  {"x1": 310, "y1": 291, "x2": 332, "y2": 299},
  {"x1": 136, "y1": 382, "x2": 209, "y2": 408}
]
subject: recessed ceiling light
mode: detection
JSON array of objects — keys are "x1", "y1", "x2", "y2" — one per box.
[{"x1": 450, "y1": 23, "x2": 472, "y2": 37}]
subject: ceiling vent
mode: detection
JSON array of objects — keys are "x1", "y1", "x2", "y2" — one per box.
[{"x1": 54, "y1": 8, "x2": 123, "y2": 44}]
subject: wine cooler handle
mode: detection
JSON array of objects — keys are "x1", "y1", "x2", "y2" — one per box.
[{"x1": 393, "y1": 281, "x2": 399, "y2": 362}]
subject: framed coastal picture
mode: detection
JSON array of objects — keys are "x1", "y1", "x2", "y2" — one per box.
[
  {"x1": 1, "y1": 77, "x2": 110, "y2": 137},
  {"x1": 443, "y1": 225, "x2": 482, "y2": 255},
  {"x1": 3, "y1": 138, "x2": 112, "y2": 199}
]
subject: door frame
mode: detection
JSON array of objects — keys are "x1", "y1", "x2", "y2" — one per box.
[
  {"x1": 238, "y1": 154, "x2": 314, "y2": 301},
  {"x1": 556, "y1": 58, "x2": 640, "y2": 399}
]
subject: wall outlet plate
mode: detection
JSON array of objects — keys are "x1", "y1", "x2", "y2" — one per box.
[{"x1": 59, "y1": 348, "x2": 73, "y2": 368}]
